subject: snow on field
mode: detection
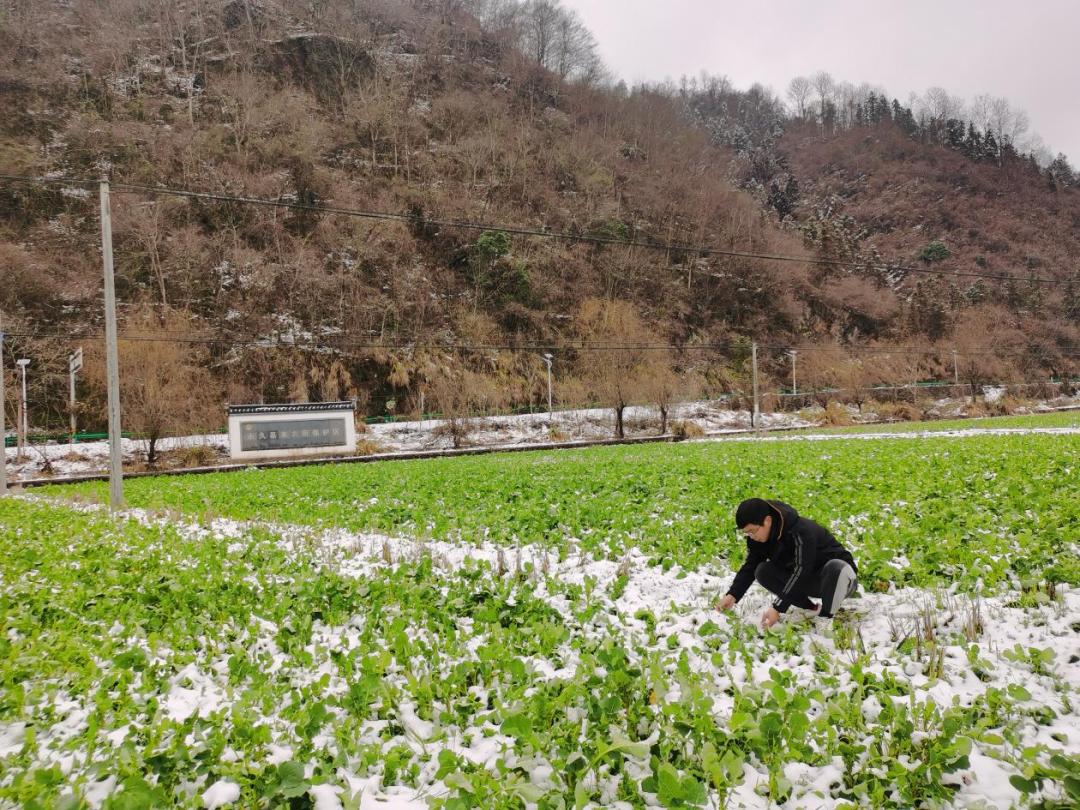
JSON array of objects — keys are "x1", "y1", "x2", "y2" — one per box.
[
  {"x1": 2, "y1": 401, "x2": 809, "y2": 481},
  {"x1": 10, "y1": 499, "x2": 1075, "y2": 809},
  {"x1": 5, "y1": 390, "x2": 1079, "y2": 482}
]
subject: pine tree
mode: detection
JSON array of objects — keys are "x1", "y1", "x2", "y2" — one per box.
[
  {"x1": 964, "y1": 123, "x2": 983, "y2": 161},
  {"x1": 945, "y1": 118, "x2": 965, "y2": 150},
  {"x1": 1047, "y1": 153, "x2": 1076, "y2": 188},
  {"x1": 891, "y1": 100, "x2": 917, "y2": 136},
  {"x1": 865, "y1": 92, "x2": 880, "y2": 124}
]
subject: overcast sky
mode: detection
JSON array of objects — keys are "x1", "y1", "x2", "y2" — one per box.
[{"x1": 561, "y1": 0, "x2": 1078, "y2": 164}]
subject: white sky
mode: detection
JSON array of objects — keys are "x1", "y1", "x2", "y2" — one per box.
[{"x1": 561, "y1": 0, "x2": 1079, "y2": 164}]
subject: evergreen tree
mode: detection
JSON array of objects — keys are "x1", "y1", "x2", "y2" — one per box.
[
  {"x1": 821, "y1": 99, "x2": 838, "y2": 133},
  {"x1": 892, "y1": 100, "x2": 918, "y2": 136},
  {"x1": 865, "y1": 92, "x2": 882, "y2": 124},
  {"x1": 945, "y1": 118, "x2": 965, "y2": 150},
  {"x1": 964, "y1": 123, "x2": 983, "y2": 160},
  {"x1": 1047, "y1": 153, "x2": 1076, "y2": 188},
  {"x1": 879, "y1": 95, "x2": 892, "y2": 122},
  {"x1": 983, "y1": 130, "x2": 999, "y2": 163},
  {"x1": 767, "y1": 176, "x2": 799, "y2": 219}
]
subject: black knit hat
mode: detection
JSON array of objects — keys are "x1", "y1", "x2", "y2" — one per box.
[{"x1": 735, "y1": 498, "x2": 772, "y2": 528}]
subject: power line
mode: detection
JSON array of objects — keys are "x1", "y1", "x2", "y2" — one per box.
[
  {"x1": 3, "y1": 329, "x2": 1078, "y2": 358},
  {"x1": 0, "y1": 173, "x2": 1070, "y2": 286}
]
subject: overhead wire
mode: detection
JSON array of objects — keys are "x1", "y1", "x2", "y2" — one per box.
[
  {"x1": 0, "y1": 173, "x2": 1071, "y2": 286},
  {"x1": 2, "y1": 329, "x2": 1078, "y2": 358}
]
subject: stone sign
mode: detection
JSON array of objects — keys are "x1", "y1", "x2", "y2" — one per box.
[{"x1": 227, "y1": 401, "x2": 357, "y2": 461}]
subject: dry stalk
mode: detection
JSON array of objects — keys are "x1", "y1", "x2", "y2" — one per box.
[{"x1": 963, "y1": 597, "x2": 985, "y2": 642}]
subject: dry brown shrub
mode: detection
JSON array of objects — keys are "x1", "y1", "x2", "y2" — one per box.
[
  {"x1": 179, "y1": 444, "x2": 218, "y2": 468},
  {"x1": 671, "y1": 420, "x2": 705, "y2": 439},
  {"x1": 821, "y1": 401, "x2": 855, "y2": 426},
  {"x1": 990, "y1": 395, "x2": 1031, "y2": 416},
  {"x1": 874, "y1": 401, "x2": 924, "y2": 422},
  {"x1": 355, "y1": 439, "x2": 385, "y2": 456}
]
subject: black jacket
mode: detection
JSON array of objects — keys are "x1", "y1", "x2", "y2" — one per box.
[{"x1": 726, "y1": 500, "x2": 857, "y2": 613}]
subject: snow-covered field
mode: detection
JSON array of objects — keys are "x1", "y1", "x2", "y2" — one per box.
[
  {"x1": 2, "y1": 419, "x2": 1078, "y2": 807},
  {"x1": 2, "y1": 401, "x2": 812, "y2": 481},
  {"x1": 6, "y1": 392, "x2": 1080, "y2": 483},
  {"x1": 1, "y1": 492, "x2": 1077, "y2": 809}
]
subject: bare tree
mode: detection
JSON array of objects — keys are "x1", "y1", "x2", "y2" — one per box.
[
  {"x1": 551, "y1": 6, "x2": 601, "y2": 82},
  {"x1": 988, "y1": 96, "x2": 1029, "y2": 149},
  {"x1": 427, "y1": 364, "x2": 502, "y2": 449},
  {"x1": 787, "y1": 76, "x2": 812, "y2": 119},
  {"x1": 638, "y1": 351, "x2": 686, "y2": 434},
  {"x1": 84, "y1": 307, "x2": 222, "y2": 466},
  {"x1": 810, "y1": 70, "x2": 835, "y2": 125},
  {"x1": 575, "y1": 298, "x2": 653, "y2": 438}
]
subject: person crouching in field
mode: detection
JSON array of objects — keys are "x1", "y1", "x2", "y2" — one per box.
[{"x1": 716, "y1": 498, "x2": 858, "y2": 629}]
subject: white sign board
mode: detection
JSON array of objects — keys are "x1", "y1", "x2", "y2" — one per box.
[{"x1": 227, "y1": 401, "x2": 357, "y2": 461}]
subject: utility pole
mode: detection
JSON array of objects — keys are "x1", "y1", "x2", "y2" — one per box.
[
  {"x1": 16, "y1": 358, "x2": 29, "y2": 460},
  {"x1": 0, "y1": 324, "x2": 6, "y2": 495},
  {"x1": 789, "y1": 350, "x2": 798, "y2": 396},
  {"x1": 69, "y1": 346, "x2": 83, "y2": 446},
  {"x1": 751, "y1": 341, "x2": 760, "y2": 429},
  {"x1": 952, "y1": 349, "x2": 959, "y2": 386},
  {"x1": 100, "y1": 179, "x2": 124, "y2": 510}
]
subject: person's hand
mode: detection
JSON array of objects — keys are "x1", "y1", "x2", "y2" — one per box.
[
  {"x1": 761, "y1": 606, "x2": 780, "y2": 628},
  {"x1": 716, "y1": 594, "x2": 736, "y2": 611}
]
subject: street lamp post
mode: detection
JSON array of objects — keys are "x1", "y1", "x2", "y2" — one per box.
[
  {"x1": 69, "y1": 347, "x2": 83, "y2": 445},
  {"x1": 16, "y1": 358, "x2": 29, "y2": 460},
  {"x1": 541, "y1": 353, "x2": 553, "y2": 416}
]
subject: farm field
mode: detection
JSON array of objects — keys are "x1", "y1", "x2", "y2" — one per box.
[
  {"x1": 1, "y1": 432, "x2": 1078, "y2": 808},
  {"x1": 790, "y1": 410, "x2": 1080, "y2": 436}
]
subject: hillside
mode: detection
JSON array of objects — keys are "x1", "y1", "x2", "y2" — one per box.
[{"x1": 1, "y1": 0, "x2": 1076, "y2": 437}]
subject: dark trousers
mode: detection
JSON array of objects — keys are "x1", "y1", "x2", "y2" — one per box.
[{"x1": 755, "y1": 559, "x2": 857, "y2": 617}]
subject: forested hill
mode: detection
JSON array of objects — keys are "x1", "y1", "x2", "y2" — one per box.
[{"x1": 1, "y1": 0, "x2": 1077, "y2": 432}]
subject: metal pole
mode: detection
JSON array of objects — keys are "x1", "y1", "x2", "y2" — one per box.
[
  {"x1": 100, "y1": 180, "x2": 125, "y2": 509},
  {"x1": 16, "y1": 359, "x2": 29, "y2": 459},
  {"x1": 69, "y1": 347, "x2": 82, "y2": 446},
  {"x1": 69, "y1": 362, "x2": 76, "y2": 445},
  {"x1": 20, "y1": 362, "x2": 27, "y2": 445},
  {"x1": 952, "y1": 350, "x2": 959, "y2": 386},
  {"x1": 751, "y1": 341, "x2": 760, "y2": 429},
  {"x1": 790, "y1": 350, "x2": 797, "y2": 396},
  {"x1": 0, "y1": 326, "x2": 6, "y2": 494},
  {"x1": 544, "y1": 354, "x2": 553, "y2": 416}
]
